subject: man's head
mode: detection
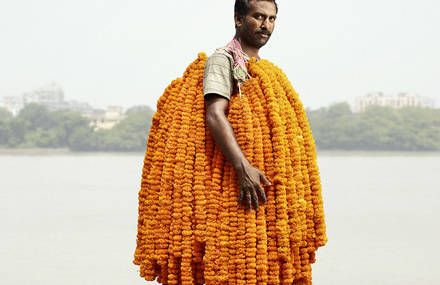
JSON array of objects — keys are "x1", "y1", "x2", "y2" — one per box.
[{"x1": 234, "y1": 0, "x2": 278, "y2": 49}]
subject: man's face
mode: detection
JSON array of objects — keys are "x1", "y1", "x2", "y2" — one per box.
[{"x1": 235, "y1": 0, "x2": 277, "y2": 49}]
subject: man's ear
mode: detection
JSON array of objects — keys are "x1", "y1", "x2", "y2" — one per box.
[{"x1": 234, "y1": 13, "x2": 243, "y2": 29}]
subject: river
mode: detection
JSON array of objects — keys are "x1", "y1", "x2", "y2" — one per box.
[{"x1": 1, "y1": 151, "x2": 439, "y2": 285}]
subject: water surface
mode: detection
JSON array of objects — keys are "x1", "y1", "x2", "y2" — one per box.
[{"x1": 1, "y1": 151, "x2": 439, "y2": 284}]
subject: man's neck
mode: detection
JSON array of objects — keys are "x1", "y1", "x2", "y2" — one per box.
[{"x1": 237, "y1": 37, "x2": 260, "y2": 59}]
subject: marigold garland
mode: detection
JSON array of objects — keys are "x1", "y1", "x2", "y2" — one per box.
[
  {"x1": 245, "y1": 78, "x2": 269, "y2": 284},
  {"x1": 246, "y1": 76, "x2": 280, "y2": 284},
  {"x1": 228, "y1": 93, "x2": 247, "y2": 285},
  {"x1": 134, "y1": 52, "x2": 327, "y2": 285}
]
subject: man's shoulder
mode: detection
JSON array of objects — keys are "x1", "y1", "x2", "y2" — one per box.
[
  {"x1": 203, "y1": 47, "x2": 235, "y2": 101},
  {"x1": 203, "y1": 48, "x2": 234, "y2": 77},
  {"x1": 212, "y1": 47, "x2": 233, "y2": 57},
  {"x1": 206, "y1": 48, "x2": 233, "y2": 64}
]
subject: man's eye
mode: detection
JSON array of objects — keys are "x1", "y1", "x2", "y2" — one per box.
[{"x1": 256, "y1": 15, "x2": 263, "y2": 19}]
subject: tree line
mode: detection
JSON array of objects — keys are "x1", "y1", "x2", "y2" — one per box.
[
  {"x1": 1, "y1": 102, "x2": 439, "y2": 152},
  {"x1": 307, "y1": 102, "x2": 440, "y2": 151},
  {"x1": 0, "y1": 103, "x2": 153, "y2": 151}
]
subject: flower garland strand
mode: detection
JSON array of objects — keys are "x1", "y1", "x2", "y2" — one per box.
[
  {"x1": 193, "y1": 58, "x2": 208, "y2": 245},
  {"x1": 217, "y1": 159, "x2": 231, "y2": 282},
  {"x1": 244, "y1": 76, "x2": 269, "y2": 284},
  {"x1": 227, "y1": 161, "x2": 239, "y2": 283},
  {"x1": 156, "y1": 78, "x2": 187, "y2": 285},
  {"x1": 169, "y1": 58, "x2": 199, "y2": 259},
  {"x1": 154, "y1": 78, "x2": 185, "y2": 269},
  {"x1": 269, "y1": 61, "x2": 327, "y2": 283},
  {"x1": 271, "y1": 62, "x2": 313, "y2": 283},
  {"x1": 191, "y1": 59, "x2": 209, "y2": 282},
  {"x1": 261, "y1": 60, "x2": 309, "y2": 281},
  {"x1": 134, "y1": 78, "x2": 177, "y2": 279},
  {"x1": 240, "y1": 93, "x2": 258, "y2": 285},
  {"x1": 259, "y1": 60, "x2": 298, "y2": 283},
  {"x1": 228, "y1": 93, "x2": 247, "y2": 285},
  {"x1": 253, "y1": 61, "x2": 291, "y2": 262},
  {"x1": 246, "y1": 60, "x2": 280, "y2": 284},
  {"x1": 225, "y1": 101, "x2": 240, "y2": 282},
  {"x1": 203, "y1": 143, "x2": 226, "y2": 283},
  {"x1": 277, "y1": 68, "x2": 328, "y2": 249},
  {"x1": 179, "y1": 62, "x2": 203, "y2": 284}
]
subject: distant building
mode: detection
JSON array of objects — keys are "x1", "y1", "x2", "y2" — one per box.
[
  {"x1": 1, "y1": 83, "x2": 93, "y2": 115},
  {"x1": 355, "y1": 92, "x2": 435, "y2": 112},
  {"x1": 66, "y1": 100, "x2": 94, "y2": 115},
  {"x1": 1, "y1": 96, "x2": 24, "y2": 116},
  {"x1": 84, "y1": 106, "x2": 126, "y2": 131},
  {"x1": 23, "y1": 83, "x2": 64, "y2": 109}
]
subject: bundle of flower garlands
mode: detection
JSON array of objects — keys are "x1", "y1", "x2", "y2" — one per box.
[{"x1": 133, "y1": 52, "x2": 327, "y2": 285}]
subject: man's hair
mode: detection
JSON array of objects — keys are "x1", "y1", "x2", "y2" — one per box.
[{"x1": 234, "y1": 0, "x2": 278, "y2": 18}]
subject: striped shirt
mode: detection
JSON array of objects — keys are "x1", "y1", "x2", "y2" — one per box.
[{"x1": 203, "y1": 49, "x2": 250, "y2": 101}]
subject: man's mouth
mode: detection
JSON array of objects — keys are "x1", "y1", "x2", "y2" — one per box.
[
  {"x1": 256, "y1": 31, "x2": 271, "y2": 38},
  {"x1": 257, "y1": 33, "x2": 269, "y2": 38}
]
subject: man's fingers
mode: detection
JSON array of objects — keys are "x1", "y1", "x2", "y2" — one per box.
[
  {"x1": 250, "y1": 188, "x2": 259, "y2": 211},
  {"x1": 239, "y1": 186, "x2": 264, "y2": 211},
  {"x1": 246, "y1": 193, "x2": 252, "y2": 210},
  {"x1": 238, "y1": 188, "x2": 244, "y2": 205},
  {"x1": 257, "y1": 184, "x2": 267, "y2": 203},
  {"x1": 260, "y1": 172, "x2": 272, "y2": 186}
]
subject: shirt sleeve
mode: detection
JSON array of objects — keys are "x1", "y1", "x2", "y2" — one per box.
[{"x1": 203, "y1": 53, "x2": 234, "y2": 101}]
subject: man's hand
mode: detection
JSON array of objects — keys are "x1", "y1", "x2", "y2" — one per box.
[{"x1": 236, "y1": 163, "x2": 271, "y2": 211}]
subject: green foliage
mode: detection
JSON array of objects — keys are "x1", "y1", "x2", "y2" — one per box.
[
  {"x1": 3, "y1": 101, "x2": 438, "y2": 151},
  {"x1": 22, "y1": 128, "x2": 60, "y2": 148},
  {"x1": 6, "y1": 117, "x2": 28, "y2": 147},
  {"x1": 307, "y1": 103, "x2": 440, "y2": 151},
  {"x1": 0, "y1": 103, "x2": 153, "y2": 151},
  {"x1": 0, "y1": 107, "x2": 13, "y2": 120},
  {"x1": 125, "y1": 105, "x2": 154, "y2": 115},
  {"x1": 96, "y1": 107, "x2": 153, "y2": 151},
  {"x1": 18, "y1": 103, "x2": 55, "y2": 131},
  {"x1": 0, "y1": 119, "x2": 11, "y2": 145},
  {"x1": 50, "y1": 110, "x2": 91, "y2": 147},
  {"x1": 68, "y1": 126, "x2": 99, "y2": 151}
]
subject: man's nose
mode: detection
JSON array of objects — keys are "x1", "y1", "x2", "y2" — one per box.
[{"x1": 261, "y1": 18, "x2": 269, "y2": 29}]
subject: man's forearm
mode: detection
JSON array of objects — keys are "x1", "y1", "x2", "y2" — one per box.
[{"x1": 206, "y1": 111, "x2": 250, "y2": 172}]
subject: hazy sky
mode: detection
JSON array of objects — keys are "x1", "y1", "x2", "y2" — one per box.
[{"x1": 1, "y1": 0, "x2": 439, "y2": 111}]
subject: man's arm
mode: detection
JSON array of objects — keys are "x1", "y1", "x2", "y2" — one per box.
[{"x1": 204, "y1": 93, "x2": 270, "y2": 211}]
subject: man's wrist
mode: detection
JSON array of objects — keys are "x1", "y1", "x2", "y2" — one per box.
[{"x1": 233, "y1": 159, "x2": 251, "y2": 174}]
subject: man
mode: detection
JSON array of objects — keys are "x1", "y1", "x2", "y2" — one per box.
[
  {"x1": 134, "y1": 1, "x2": 327, "y2": 283},
  {"x1": 204, "y1": 0, "x2": 278, "y2": 212}
]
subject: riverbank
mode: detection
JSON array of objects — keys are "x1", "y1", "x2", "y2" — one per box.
[
  {"x1": 316, "y1": 149, "x2": 440, "y2": 157},
  {"x1": 1, "y1": 147, "x2": 439, "y2": 156},
  {"x1": 0, "y1": 147, "x2": 72, "y2": 155},
  {"x1": 0, "y1": 147, "x2": 145, "y2": 156}
]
